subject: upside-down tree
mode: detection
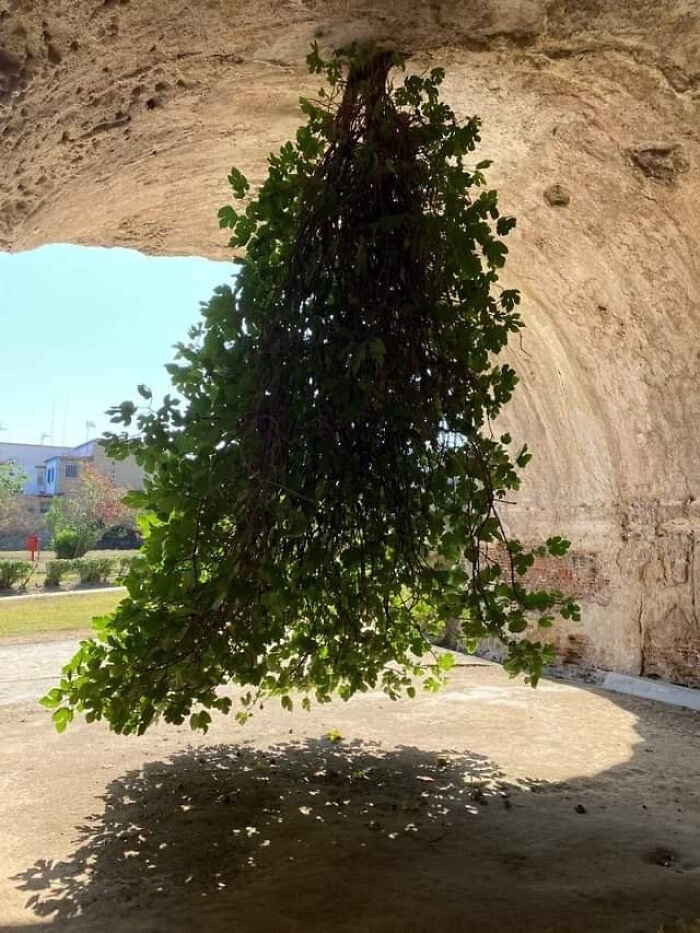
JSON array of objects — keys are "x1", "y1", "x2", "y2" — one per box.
[{"x1": 43, "y1": 45, "x2": 579, "y2": 735}]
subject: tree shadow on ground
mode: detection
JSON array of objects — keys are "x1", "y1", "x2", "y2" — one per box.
[{"x1": 13, "y1": 739, "x2": 530, "y2": 930}]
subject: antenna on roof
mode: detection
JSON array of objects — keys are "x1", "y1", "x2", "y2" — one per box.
[
  {"x1": 40, "y1": 432, "x2": 52, "y2": 445},
  {"x1": 85, "y1": 420, "x2": 96, "y2": 442}
]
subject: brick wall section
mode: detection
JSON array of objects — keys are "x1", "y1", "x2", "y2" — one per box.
[
  {"x1": 645, "y1": 633, "x2": 700, "y2": 687},
  {"x1": 477, "y1": 545, "x2": 607, "y2": 677},
  {"x1": 642, "y1": 603, "x2": 700, "y2": 687},
  {"x1": 525, "y1": 552, "x2": 603, "y2": 599},
  {"x1": 487, "y1": 544, "x2": 604, "y2": 599}
]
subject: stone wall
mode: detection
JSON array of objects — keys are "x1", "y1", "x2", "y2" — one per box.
[
  {"x1": 0, "y1": 495, "x2": 48, "y2": 550},
  {"x1": 507, "y1": 499, "x2": 700, "y2": 687}
]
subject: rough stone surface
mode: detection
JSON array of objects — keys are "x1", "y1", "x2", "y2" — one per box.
[
  {"x1": 543, "y1": 182, "x2": 571, "y2": 206},
  {"x1": 630, "y1": 142, "x2": 690, "y2": 182},
  {"x1": 1, "y1": 0, "x2": 698, "y2": 684}
]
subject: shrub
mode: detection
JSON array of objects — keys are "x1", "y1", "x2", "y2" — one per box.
[
  {"x1": 53, "y1": 528, "x2": 91, "y2": 559},
  {"x1": 0, "y1": 559, "x2": 33, "y2": 592},
  {"x1": 44, "y1": 559, "x2": 74, "y2": 588},
  {"x1": 96, "y1": 524, "x2": 143, "y2": 550},
  {"x1": 72, "y1": 558, "x2": 114, "y2": 585},
  {"x1": 115, "y1": 555, "x2": 138, "y2": 582}
]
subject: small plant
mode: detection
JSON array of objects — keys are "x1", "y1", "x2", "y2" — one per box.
[
  {"x1": 52, "y1": 528, "x2": 91, "y2": 559},
  {"x1": 73, "y1": 558, "x2": 114, "y2": 585},
  {"x1": 44, "y1": 559, "x2": 74, "y2": 588},
  {"x1": 0, "y1": 559, "x2": 33, "y2": 592}
]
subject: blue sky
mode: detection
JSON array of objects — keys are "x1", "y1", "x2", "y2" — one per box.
[{"x1": 0, "y1": 244, "x2": 235, "y2": 446}]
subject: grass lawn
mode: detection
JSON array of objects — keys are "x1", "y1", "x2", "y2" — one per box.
[{"x1": 0, "y1": 590, "x2": 124, "y2": 640}]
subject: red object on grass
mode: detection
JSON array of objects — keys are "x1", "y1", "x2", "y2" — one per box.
[{"x1": 26, "y1": 534, "x2": 40, "y2": 562}]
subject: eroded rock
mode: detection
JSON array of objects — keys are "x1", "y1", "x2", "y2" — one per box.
[
  {"x1": 543, "y1": 183, "x2": 570, "y2": 206},
  {"x1": 630, "y1": 142, "x2": 689, "y2": 183}
]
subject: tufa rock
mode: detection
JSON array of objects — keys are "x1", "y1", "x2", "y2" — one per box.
[
  {"x1": 543, "y1": 183, "x2": 570, "y2": 206},
  {"x1": 630, "y1": 142, "x2": 689, "y2": 183}
]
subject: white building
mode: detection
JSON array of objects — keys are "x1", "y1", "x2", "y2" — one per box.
[
  {"x1": 0, "y1": 442, "x2": 73, "y2": 495},
  {"x1": 0, "y1": 439, "x2": 144, "y2": 499}
]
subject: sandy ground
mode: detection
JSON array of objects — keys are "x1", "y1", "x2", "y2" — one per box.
[
  {"x1": 0, "y1": 639, "x2": 698, "y2": 932},
  {"x1": 0, "y1": 588, "x2": 125, "y2": 604}
]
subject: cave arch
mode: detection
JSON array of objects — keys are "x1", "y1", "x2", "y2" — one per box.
[{"x1": 2, "y1": 0, "x2": 698, "y2": 682}]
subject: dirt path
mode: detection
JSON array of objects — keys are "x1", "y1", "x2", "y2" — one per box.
[
  {"x1": 0, "y1": 586, "x2": 125, "y2": 603},
  {"x1": 0, "y1": 638, "x2": 80, "y2": 706},
  {"x1": 0, "y1": 652, "x2": 698, "y2": 932}
]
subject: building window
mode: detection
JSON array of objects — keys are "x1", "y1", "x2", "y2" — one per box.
[{"x1": 65, "y1": 463, "x2": 78, "y2": 478}]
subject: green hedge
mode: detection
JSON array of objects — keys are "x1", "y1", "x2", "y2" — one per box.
[
  {"x1": 72, "y1": 558, "x2": 114, "y2": 585},
  {"x1": 0, "y1": 560, "x2": 33, "y2": 592},
  {"x1": 1, "y1": 555, "x2": 139, "y2": 591},
  {"x1": 44, "y1": 560, "x2": 75, "y2": 587}
]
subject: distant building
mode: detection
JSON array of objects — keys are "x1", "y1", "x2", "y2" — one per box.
[
  {"x1": 0, "y1": 439, "x2": 144, "y2": 501},
  {"x1": 0, "y1": 442, "x2": 73, "y2": 495},
  {"x1": 70, "y1": 439, "x2": 144, "y2": 492}
]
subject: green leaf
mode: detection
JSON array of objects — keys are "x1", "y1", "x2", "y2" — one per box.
[
  {"x1": 368, "y1": 337, "x2": 386, "y2": 365},
  {"x1": 516, "y1": 445, "x2": 532, "y2": 468},
  {"x1": 546, "y1": 536, "x2": 571, "y2": 557},
  {"x1": 217, "y1": 205, "x2": 238, "y2": 229},
  {"x1": 52, "y1": 707, "x2": 73, "y2": 733},
  {"x1": 189, "y1": 710, "x2": 212, "y2": 732},
  {"x1": 39, "y1": 688, "x2": 64, "y2": 709},
  {"x1": 227, "y1": 167, "x2": 249, "y2": 199}
]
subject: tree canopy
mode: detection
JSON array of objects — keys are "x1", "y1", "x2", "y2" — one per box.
[
  {"x1": 0, "y1": 460, "x2": 25, "y2": 503},
  {"x1": 46, "y1": 463, "x2": 133, "y2": 557},
  {"x1": 43, "y1": 45, "x2": 578, "y2": 735},
  {"x1": 0, "y1": 460, "x2": 28, "y2": 534}
]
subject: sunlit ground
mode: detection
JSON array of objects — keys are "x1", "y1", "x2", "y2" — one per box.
[{"x1": 1, "y1": 651, "x2": 698, "y2": 932}]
